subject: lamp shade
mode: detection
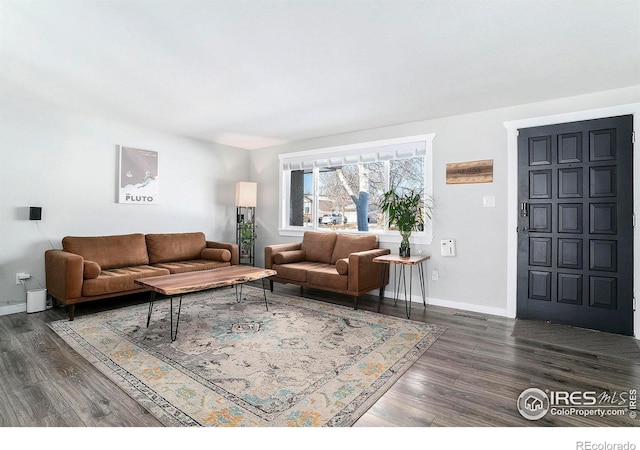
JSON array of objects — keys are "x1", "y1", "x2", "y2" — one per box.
[{"x1": 235, "y1": 182, "x2": 257, "y2": 207}]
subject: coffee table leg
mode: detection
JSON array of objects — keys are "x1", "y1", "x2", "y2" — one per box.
[
  {"x1": 146, "y1": 291, "x2": 156, "y2": 328},
  {"x1": 170, "y1": 295, "x2": 183, "y2": 342},
  {"x1": 261, "y1": 278, "x2": 269, "y2": 311},
  {"x1": 235, "y1": 284, "x2": 242, "y2": 303}
]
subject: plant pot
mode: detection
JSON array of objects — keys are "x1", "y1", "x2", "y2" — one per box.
[{"x1": 399, "y1": 231, "x2": 411, "y2": 258}]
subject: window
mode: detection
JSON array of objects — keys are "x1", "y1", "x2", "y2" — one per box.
[{"x1": 279, "y1": 134, "x2": 434, "y2": 242}]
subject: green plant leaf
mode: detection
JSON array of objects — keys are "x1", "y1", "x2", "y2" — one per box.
[{"x1": 378, "y1": 186, "x2": 433, "y2": 233}]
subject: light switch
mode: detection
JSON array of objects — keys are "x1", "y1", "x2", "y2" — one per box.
[{"x1": 482, "y1": 195, "x2": 496, "y2": 208}]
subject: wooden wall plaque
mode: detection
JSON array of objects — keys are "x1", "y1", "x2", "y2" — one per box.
[{"x1": 446, "y1": 159, "x2": 493, "y2": 184}]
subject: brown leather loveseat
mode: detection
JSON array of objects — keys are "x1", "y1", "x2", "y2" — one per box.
[
  {"x1": 45, "y1": 232, "x2": 238, "y2": 320},
  {"x1": 264, "y1": 231, "x2": 390, "y2": 309}
]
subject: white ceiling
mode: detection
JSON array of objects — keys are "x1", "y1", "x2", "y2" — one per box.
[{"x1": 1, "y1": 0, "x2": 638, "y2": 150}]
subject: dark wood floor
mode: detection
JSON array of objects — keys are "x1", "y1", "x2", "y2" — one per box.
[{"x1": 1, "y1": 284, "x2": 638, "y2": 428}]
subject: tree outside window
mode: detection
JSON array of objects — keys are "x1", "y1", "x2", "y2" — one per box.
[{"x1": 283, "y1": 135, "x2": 431, "y2": 236}]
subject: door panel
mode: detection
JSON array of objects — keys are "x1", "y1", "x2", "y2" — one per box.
[
  {"x1": 517, "y1": 115, "x2": 633, "y2": 335},
  {"x1": 558, "y1": 238, "x2": 582, "y2": 269},
  {"x1": 558, "y1": 203, "x2": 582, "y2": 233},
  {"x1": 558, "y1": 273, "x2": 582, "y2": 305}
]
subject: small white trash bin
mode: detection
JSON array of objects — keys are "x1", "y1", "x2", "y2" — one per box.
[{"x1": 26, "y1": 288, "x2": 47, "y2": 313}]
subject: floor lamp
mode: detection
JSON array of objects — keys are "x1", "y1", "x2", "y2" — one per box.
[{"x1": 236, "y1": 182, "x2": 257, "y2": 266}]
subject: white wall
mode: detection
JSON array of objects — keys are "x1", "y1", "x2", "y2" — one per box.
[
  {"x1": 250, "y1": 86, "x2": 640, "y2": 322},
  {"x1": 0, "y1": 95, "x2": 250, "y2": 312},
  {"x1": 3, "y1": 85, "x2": 639, "y2": 331}
]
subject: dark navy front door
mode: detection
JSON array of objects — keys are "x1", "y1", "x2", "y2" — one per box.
[{"x1": 517, "y1": 115, "x2": 634, "y2": 335}]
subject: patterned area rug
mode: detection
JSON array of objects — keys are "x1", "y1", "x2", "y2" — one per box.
[{"x1": 49, "y1": 286, "x2": 445, "y2": 427}]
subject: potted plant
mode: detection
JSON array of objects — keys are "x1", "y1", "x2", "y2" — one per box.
[
  {"x1": 238, "y1": 221, "x2": 257, "y2": 258},
  {"x1": 379, "y1": 186, "x2": 433, "y2": 257}
]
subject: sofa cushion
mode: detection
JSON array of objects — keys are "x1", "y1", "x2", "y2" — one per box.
[
  {"x1": 307, "y1": 266, "x2": 348, "y2": 290},
  {"x1": 82, "y1": 265, "x2": 169, "y2": 297},
  {"x1": 330, "y1": 233, "x2": 378, "y2": 264},
  {"x1": 63, "y1": 234, "x2": 149, "y2": 270},
  {"x1": 83, "y1": 261, "x2": 101, "y2": 279},
  {"x1": 273, "y1": 249, "x2": 306, "y2": 265},
  {"x1": 201, "y1": 248, "x2": 231, "y2": 262},
  {"x1": 335, "y1": 258, "x2": 349, "y2": 275},
  {"x1": 153, "y1": 259, "x2": 230, "y2": 274},
  {"x1": 300, "y1": 231, "x2": 337, "y2": 264},
  {"x1": 146, "y1": 232, "x2": 206, "y2": 264},
  {"x1": 272, "y1": 261, "x2": 328, "y2": 283}
]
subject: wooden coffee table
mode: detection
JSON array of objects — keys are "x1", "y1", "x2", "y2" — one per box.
[{"x1": 135, "y1": 266, "x2": 276, "y2": 341}]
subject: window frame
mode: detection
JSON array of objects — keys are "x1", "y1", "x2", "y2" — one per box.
[{"x1": 278, "y1": 133, "x2": 435, "y2": 245}]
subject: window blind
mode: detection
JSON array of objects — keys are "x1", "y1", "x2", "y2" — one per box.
[{"x1": 280, "y1": 138, "x2": 429, "y2": 171}]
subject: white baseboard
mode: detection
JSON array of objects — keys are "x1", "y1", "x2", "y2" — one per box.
[
  {"x1": 0, "y1": 303, "x2": 26, "y2": 316},
  {"x1": 425, "y1": 296, "x2": 508, "y2": 318},
  {"x1": 375, "y1": 289, "x2": 508, "y2": 318}
]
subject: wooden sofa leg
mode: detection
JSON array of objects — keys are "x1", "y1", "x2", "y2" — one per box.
[
  {"x1": 68, "y1": 304, "x2": 75, "y2": 321},
  {"x1": 354, "y1": 296, "x2": 358, "y2": 310},
  {"x1": 269, "y1": 280, "x2": 274, "y2": 292}
]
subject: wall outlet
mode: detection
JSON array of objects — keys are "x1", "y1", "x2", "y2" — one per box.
[
  {"x1": 15, "y1": 272, "x2": 30, "y2": 284},
  {"x1": 432, "y1": 270, "x2": 439, "y2": 281}
]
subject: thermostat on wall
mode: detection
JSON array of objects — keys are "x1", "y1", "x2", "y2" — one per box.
[{"x1": 441, "y1": 239, "x2": 456, "y2": 257}]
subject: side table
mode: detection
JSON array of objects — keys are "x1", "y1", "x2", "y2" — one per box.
[{"x1": 373, "y1": 254, "x2": 430, "y2": 319}]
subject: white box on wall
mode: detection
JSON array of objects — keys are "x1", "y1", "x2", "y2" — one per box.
[{"x1": 441, "y1": 239, "x2": 456, "y2": 257}]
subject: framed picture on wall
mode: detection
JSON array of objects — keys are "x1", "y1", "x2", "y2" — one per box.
[{"x1": 117, "y1": 145, "x2": 159, "y2": 204}]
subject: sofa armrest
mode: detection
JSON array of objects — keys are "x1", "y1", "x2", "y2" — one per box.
[
  {"x1": 45, "y1": 249, "x2": 84, "y2": 302},
  {"x1": 347, "y1": 248, "x2": 391, "y2": 292},
  {"x1": 206, "y1": 241, "x2": 239, "y2": 266},
  {"x1": 264, "y1": 243, "x2": 302, "y2": 269}
]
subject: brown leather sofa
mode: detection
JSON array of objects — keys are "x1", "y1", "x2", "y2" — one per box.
[
  {"x1": 45, "y1": 232, "x2": 238, "y2": 320},
  {"x1": 264, "y1": 231, "x2": 390, "y2": 309}
]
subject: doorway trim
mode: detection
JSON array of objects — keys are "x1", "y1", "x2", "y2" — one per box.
[{"x1": 504, "y1": 103, "x2": 640, "y2": 339}]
